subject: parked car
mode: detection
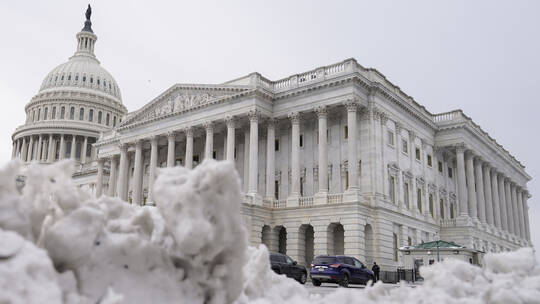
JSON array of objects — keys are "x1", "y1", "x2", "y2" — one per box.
[
  {"x1": 310, "y1": 255, "x2": 374, "y2": 287},
  {"x1": 269, "y1": 252, "x2": 308, "y2": 284}
]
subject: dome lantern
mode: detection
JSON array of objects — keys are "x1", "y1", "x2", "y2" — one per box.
[{"x1": 73, "y1": 5, "x2": 97, "y2": 60}]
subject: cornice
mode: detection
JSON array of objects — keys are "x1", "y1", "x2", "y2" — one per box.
[
  {"x1": 12, "y1": 121, "x2": 107, "y2": 140},
  {"x1": 26, "y1": 89, "x2": 127, "y2": 114}
]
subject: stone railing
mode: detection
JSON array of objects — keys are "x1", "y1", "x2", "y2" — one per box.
[
  {"x1": 440, "y1": 218, "x2": 457, "y2": 227},
  {"x1": 328, "y1": 193, "x2": 344, "y2": 204},
  {"x1": 299, "y1": 196, "x2": 314, "y2": 207},
  {"x1": 273, "y1": 199, "x2": 287, "y2": 209},
  {"x1": 432, "y1": 110, "x2": 463, "y2": 123}
]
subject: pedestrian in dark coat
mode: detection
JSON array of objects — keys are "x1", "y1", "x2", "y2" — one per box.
[{"x1": 372, "y1": 262, "x2": 380, "y2": 282}]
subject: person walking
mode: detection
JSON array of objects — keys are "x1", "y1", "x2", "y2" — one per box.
[{"x1": 372, "y1": 262, "x2": 380, "y2": 282}]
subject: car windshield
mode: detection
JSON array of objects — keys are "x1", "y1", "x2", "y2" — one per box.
[
  {"x1": 269, "y1": 255, "x2": 282, "y2": 262},
  {"x1": 313, "y1": 257, "x2": 336, "y2": 265}
]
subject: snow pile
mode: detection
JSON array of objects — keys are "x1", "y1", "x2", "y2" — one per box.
[{"x1": 0, "y1": 159, "x2": 539, "y2": 304}]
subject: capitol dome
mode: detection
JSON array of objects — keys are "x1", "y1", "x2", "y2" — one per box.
[
  {"x1": 11, "y1": 5, "x2": 127, "y2": 170},
  {"x1": 39, "y1": 54, "x2": 122, "y2": 103}
]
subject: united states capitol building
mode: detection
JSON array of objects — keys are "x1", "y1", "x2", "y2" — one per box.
[{"x1": 11, "y1": 8, "x2": 532, "y2": 270}]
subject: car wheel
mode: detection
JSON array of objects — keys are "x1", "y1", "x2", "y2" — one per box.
[
  {"x1": 340, "y1": 274, "x2": 349, "y2": 288},
  {"x1": 298, "y1": 273, "x2": 307, "y2": 285},
  {"x1": 312, "y1": 279, "x2": 321, "y2": 286}
]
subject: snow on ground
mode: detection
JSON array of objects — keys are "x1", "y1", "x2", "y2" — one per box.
[{"x1": 0, "y1": 160, "x2": 539, "y2": 304}]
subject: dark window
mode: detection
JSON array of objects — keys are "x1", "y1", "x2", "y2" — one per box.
[
  {"x1": 438, "y1": 161, "x2": 443, "y2": 173},
  {"x1": 299, "y1": 134, "x2": 304, "y2": 147},
  {"x1": 193, "y1": 155, "x2": 200, "y2": 163},
  {"x1": 79, "y1": 108, "x2": 84, "y2": 120},
  {"x1": 274, "y1": 180, "x2": 279, "y2": 199},
  {"x1": 90, "y1": 77, "x2": 93, "y2": 84},
  {"x1": 61, "y1": 75, "x2": 64, "y2": 80},
  {"x1": 44, "y1": 107, "x2": 48, "y2": 120},
  {"x1": 52, "y1": 107, "x2": 56, "y2": 119},
  {"x1": 448, "y1": 167, "x2": 453, "y2": 178},
  {"x1": 275, "y1": 139, "x2": 280, "y2": 151},
  {"x1": 212, "y1": 151, "x2": 217, "y2": 159},
  {"x1": 427, "y1": 155, "x2": 432, "y2": 167},
  {"x1": 113, "y1": 116, "x2": 117, "y2": 127},
  {"x1": 83, "y1": 76, "x2": 86, "y2": 82},
  {"x1": 415, "y1": 148, "x2": 421, "y2": 160},
  {"x1": 70, "y1": 107, "x2": 75, "y2": 120},
  {"x1": 68, "y1": 75, "x2": 71, "y2": 81},
  {"x1": 97, "y1": 79, "x2": 100, "y2": 85},
  {"x1": 61, "y1": 106, "x2": 65, "y2": 119},
  {"x1": 313, "y1": 257, "x2": 337, "y2": 265},
  {"x1": 98, "y1": 111, "x2": 102, "y2": 124},
  {"x1": 89, "y1": 109, "x2": 94, "y2": 122},
  {"x1": 417, "y1": 188, "x2": 422, "y2": 212},
  {"x1": 37, "y1": 108, "x2": 41, "y2": 121},
  {"x1": 75, "y1": 75, "x2": 79, "y2": 81},
  {"x1": 344, "y1": 125, "x2": 348, "y2": 139},
  {"x1": 106, "y1": 113, "x2": 110, "y2": 126}
]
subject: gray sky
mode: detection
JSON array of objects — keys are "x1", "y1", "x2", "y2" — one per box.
[{"x1": 1, "y1": 0, "x2": 538, "y2": 258}]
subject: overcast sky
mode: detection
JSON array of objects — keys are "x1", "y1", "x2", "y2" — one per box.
[{"x1": 0, "y1": 0, "x2": 538, "y2": 257}]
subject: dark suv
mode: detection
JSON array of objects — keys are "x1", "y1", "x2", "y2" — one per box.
[
  {"x1": 310, "y1": 255, "x2": 374, "y2": 287},
  {"x1": 269, "y1": 252, "x2": 308, "y2": 284}
]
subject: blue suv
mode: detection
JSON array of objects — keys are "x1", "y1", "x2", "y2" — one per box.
[{"x1": 310, "y1": 255, "x2": 374, "y2": 287}]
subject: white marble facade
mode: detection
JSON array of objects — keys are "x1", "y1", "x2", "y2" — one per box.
[{"x1": 12, "y1": 12, "x2": 532, "y2": 271}]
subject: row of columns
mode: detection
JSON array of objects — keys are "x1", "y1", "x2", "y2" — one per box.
[
  {"x1": 99, "y1": 100, "x2": 362, "y2": 205},
  {"x1": 12, "y1": 134, "x2": 94, "y2": 163},
  {"x1": 455, "y1": 144, "x2": 530, "y2": 241}
]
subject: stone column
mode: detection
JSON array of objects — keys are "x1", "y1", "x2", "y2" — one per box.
[
  {"x1": 70, "y1": 135, "x2": 77, "y2": 160},
  {"x1": 456, "y1": 144, "x2": 468, "y2": 217},
  {"x1": 511, "y1": 184, "x2": 520, "y2": 236},
  {"x1": 11, "y1": 140, "x2": 17, "y2": 159},
  {"x1": 522, "y1": 192, "x2": 531, "y2": 241},
  {"x1": 184, "y1": 127, "x2": 193, "y2": 169},
  {"x1": 167, "y1": 132, "x2": 175, "y2": 167},
  {"x1": 498, "y1": 175, "x2": 508, "y2": 231},
  {"x1": 14, "y1": 139, "x2": 21, "y2": 159},
  {"x1": 225, "y1": 116, "x2": 236, "y2": 162},
  {"x1": 132, "y1": 140, "x2": 143, "y2": 205},
  {"x1": 483, "y1": 164, "x2": 494, "y2": 226},
  {"x1": 81, "y1": 136, "x2": 88, "y2": 163},
  {"x1": 41, "y1": 139, "x2": 48, "y2": 161},
  {"x1": 59, "y1": 135, "x2": 65, "y2": 160},
  {"x1": 243, "y1": 128, "x2": 250, "y2": 192},
  {"x1": 96, "y1": 158, "x2": 104, "y2": 197},
  {"x1": 265, "y1": 119, "x2": 276, "y2": 200},
  {"x1": 474, "y1": 158, "x2": 486, "y2": 224},
  {"x1": 316, "y1": 106, "x2": 328, "y2": 194},
  {"x1": 490, "y1": 170, "x2": 501, "y2": 228},
  {"x1": 36, "y1": 135, "x2": 43, "y2": 162},
  {"x1": 247, "y1": 110, "x2": 259, "y2": 196},
  {"x1": 465, "y1": 151, "x2": 477, "y2": 219},
  {"x1": 20, "y1": 137, "x2": 27, "y2": 161},
  {"x1": 108, "y1": 155, "x2": 118, "y2": 196},
  {"x1": 504, "y1": 179, "x2": 514, "y2": 235},
  {"x1": 27, "y1": 136, "x2": 34, "y2": 161},
  {"x1": 117, "y1": 144, "x2": 129, "y2": 201},
  {"x1": 289, "y1": 112, "x2": 301, "y2": 198},
  {"x1": 516, "y1": 188, "x2": 525, "y2": 239},
  {"x1": 204, "y1": 121, "x2": 214, "y2": 160},
  {"x1": 345, "y1": 100, "x2": 359, "y2": 190},
  {"x1": 47, "y1": 134, "x2": 55, "y2": 162},
  {"x1": 148, "y1": 136, "x2": 158, "y2": 202}
]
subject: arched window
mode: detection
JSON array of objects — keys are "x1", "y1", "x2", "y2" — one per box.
[
  {"x1": 60, "y1": 106, "x2": 65, "y2": 119},
  {"x1": 68, "y1": 74, "x2": 71, "y2": 81},
  {"x1": 83, "y1": 75, "x2": 86, "y2": 82},
  {"x1": 429, "y1": 194, "x2": 434, "y2": 217},
  {"x1": 69, "y1": 107, "x2": 75, "y2": 120},
  {"x1": 450, "y1": 204, "x2": 455, "y2": 219},
  {"x1": 106, "y1": 113, "x2": 110, "y2": 126},
  {"x1": 75, "y1": 75, "x2": 79, "y2": 81},
  {"x1": 90, "y1": 77, "x2": 93, "y2": 84},
  {"x1": 393, "y1": 233, "x2": 398, "y2": 262},
  {"x1": 440, "y1": 199, "x2": 445, "y2": 219},
  {"x1": 37, "y1": 108, "x2": 41, "y2": 121},
  {"x1": 98, "y1": 111, "x2": 102, "y2": 124},
  {"x1": 89, "y1": 109, "x2": 94, "y2": 122},
  {"x1": 44, "y1": 107, "x2": 48, "y2": 120},
  {"x1": 79, "y1": 108, "x2": 84, "y2": 120},
  {"x1": 97, "y1": 79, "x2": 100, "y2": 85},
  {"x1": 32, "y1": 110, "x2": 36, "y2": 122},
  {"x1": 113, "y1": 116, "x2": 117, "y2": 127},
  {"x1": 52, "y1": 106, "x2": 56, "y2": 119}
]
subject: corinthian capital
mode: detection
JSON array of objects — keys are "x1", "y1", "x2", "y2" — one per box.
[
  {"x1": 247, "y1": 109, "x2": 260, "y2": 122},
  {"x1": 343, "y1": 98, "x2": 359, "y2": 112},
  {"x1": 224, "y1": 115, "x2": 236, "y2": 128},
  {"x1": 288, "y1": 112, "x2": 301, "y2": 124},
  {"x1": 183, "y1": 127, "x2": 193, "y2": 137},
  {"x1": 315, "y1": 106, "x2": 328, "y2": 118},
  {"x1": 203, "y1": 120, "x2": 213, "y2": 132},
  {"x1": 455, "y1": 143, "x2": 467, "y2": 154}
]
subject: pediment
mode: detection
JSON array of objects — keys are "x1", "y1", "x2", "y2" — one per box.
[{"x1": 121, "y1": 84, "x2": 250, "y2": 126}]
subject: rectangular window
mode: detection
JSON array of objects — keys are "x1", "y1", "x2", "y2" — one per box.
[
  {"x1": 234, "y1": 148, "x2": 237, "y2": 159},
  {"x1": 417, "y1": 188, "x2": 422, "y2": 212},
  {"x1": 438, "y1": 161, "x2": 443, "y2": 173},
  {"x1": 70, "y1": 107, "x2": 75, "y2": 120},
  {"x1": 415, "y1": 148, "x2": 421, "y2": 161},
  {"x1": 344, "y1": 125, "x2": 348, "y2": 139},
  {"x1": 345, "y1": 171, "x2": 349, "y2": 189},
  {"x1": 429, "y1": 194, "x2": 434, "y2": 217},
  {"x1": 300, "y1": 177, "x2": 304, "y2": 196},
  {"x1": 404, "y1": 182, "x2": 410, "y2": 208},
  {"x1": 427, "y1": 154, "x2": 432, "y2": 167},
  {"x1": 388, "y1": 131, "x2": 394, "y2": 146},
  {"x1": 89, "y1": 109, "x2": 93, "y2": 122},
  {"x1": 61, "y1": 107, "x2": 65, "y2": 119},
  {"x1": 440, "y1": 199, "x2": 445, "y2": 219},
  {"x1": 299, "y1": 134, "x2": 304, "y2": 147},
  {"x1": 193, "y1": 155, "x2": 200, "y2": 166},
  {"x1": 79, "y1": 108, "x2": 84, "y2": 120},
  {"x1": 402, "y1": 139, "x2": 408, "y2": 154},
  {"x1": 52, "y1": 107, "x2": 56, "y2": 119},
  {"x1": 274, "y1": 180, "x2": 279, "y2": 199},
  {"x1": 448, "y1": 167, "x2": 453, "y2": 178},
  {"x1": 389, "y1": 176, "x2": 396, "y2": 203},
  {"x1": 275, "y1": 139, "x2": 279, "y2": 151},
  {"x1": 212, "y1": 151, "x2": 217, "y2": 159}
]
